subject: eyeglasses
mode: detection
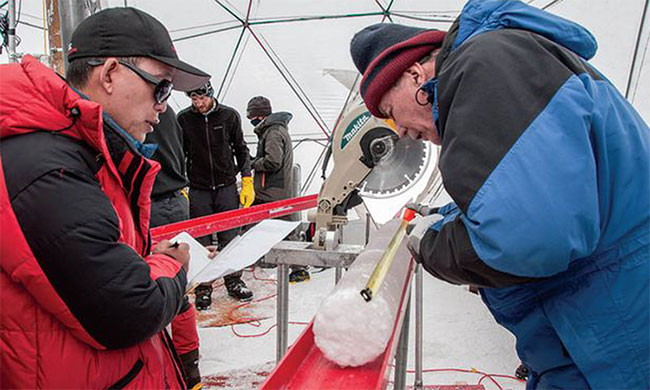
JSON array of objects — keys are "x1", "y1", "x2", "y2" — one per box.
[{"x1": 87, "y1": 59, "x2": 174, "y2": 104}]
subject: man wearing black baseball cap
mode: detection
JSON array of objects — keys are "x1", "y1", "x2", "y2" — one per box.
[
  {"x1": 67, "y1": 7, "x2": 209, "y2": 92},
  {"x1": 0, "y1": 7, "x2": 209, "y2": 389}
]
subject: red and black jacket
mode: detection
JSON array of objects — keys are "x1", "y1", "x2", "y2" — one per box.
[{"x1": 0, "y1": 56, "x2": 187, "y2": 388}]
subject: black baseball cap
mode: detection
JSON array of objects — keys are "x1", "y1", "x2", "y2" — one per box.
[{"x1": 67, "y1": 7, "x2": 210, "y2": 91}]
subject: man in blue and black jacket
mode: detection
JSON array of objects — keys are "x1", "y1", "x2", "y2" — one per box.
[{"x1": 350, "y1": 0, "x2": 649, "y2": 388}]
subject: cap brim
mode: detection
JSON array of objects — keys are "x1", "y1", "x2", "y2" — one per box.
[{"x1": 150, "y1": 55, "x2": 211, "y2": 91}]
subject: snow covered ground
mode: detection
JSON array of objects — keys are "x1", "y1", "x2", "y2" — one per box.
[{"x1": 196, "y1": 263, "x2": 526, "y2": 389}]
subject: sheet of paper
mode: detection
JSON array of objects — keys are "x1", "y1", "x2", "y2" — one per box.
[
  {"x1": 170, "y1": 232, "x2": 211, "y2": 283},
  {"x1": 188, "y1": 219, "x2": 300, "y2": 286}
]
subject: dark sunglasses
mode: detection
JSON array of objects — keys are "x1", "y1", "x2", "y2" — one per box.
[{"x1": 87, "y1": 59, "x2": 174, "y2": 104}]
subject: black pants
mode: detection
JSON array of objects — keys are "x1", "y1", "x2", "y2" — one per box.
[
  {"x1": 189, "y1": 184, "x2": 242, "y2": 282},
  {"x1": 150, "y1": 189, "x2": 189, "y2": 228}
]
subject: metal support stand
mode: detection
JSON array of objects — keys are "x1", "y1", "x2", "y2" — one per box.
[
  {"x1": 276, "y1": 264, "x2": 289, "y2": 362},
  {"x1": 335, "y1": 267, "x2": 343, "y2": 284},
  {"x1": 415, "y1": 264, "x2": 424, "y2": 389},
  {"x1": 394, "y1": 297, "x2": 411, "y2": 390},
  {"x1": 365, "y1": 213, "x2": 372, "y2": 245}
]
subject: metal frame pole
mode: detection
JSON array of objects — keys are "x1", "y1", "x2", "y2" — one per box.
[
  {"x1": 393, "y1": 295, "x2": 411, "y2": 390},
  {"x1": 57, "y1": 0, "x2": 100, "y2": 71},
  {"x1": 276, "y1": 263, "x2": 289, "y2": 362},
  {"x1": 415, "y1": 264, "x2": 424, "y2": 389},
  {"x1": 46, "y1": 0, "x2": 65, "y2": 74},
  {"x1": 7, "y1": 0, "x2": 18, "y2": 62},
  {"x1": 625, "y1": 0, "x2": 650, "y2": 101},
  {"x1": 365, "y1": 213, "x2": 371, "y2": 245}
]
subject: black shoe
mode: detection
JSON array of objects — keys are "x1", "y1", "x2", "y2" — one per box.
[
  {"x1": 289, "y1": 269, "x2": 310, "y2": 284},
  {"x1": 194, "y1": 285, "x2": 213, "y2": 311},
  {"x1": 515, "y1": 363, "x2": 529, "y2": 380},
  {"x1": 226, "y1": 279, "x2": 253, "y2": 302},
  {"x1": 179, "y1": 349, "x2": 202, "y2": 390}
]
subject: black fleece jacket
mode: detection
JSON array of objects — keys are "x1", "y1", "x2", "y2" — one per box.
[
  {"x1": 145, "y1": 107, "x2": 188, "y2": 197},
  {"x1": 177, "y1": 100, "x2": 251, "y2": 190}
]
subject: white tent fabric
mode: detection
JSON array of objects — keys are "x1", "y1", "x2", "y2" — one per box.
[{"x1": 3, "y1": 0, "x2": 648, "y2": 197}]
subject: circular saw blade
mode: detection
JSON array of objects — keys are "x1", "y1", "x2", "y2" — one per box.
[{"x1": 360, "y1": 136, "x2": 431, "y2": 199}]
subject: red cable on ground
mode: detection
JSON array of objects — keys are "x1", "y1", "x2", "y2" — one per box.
[
  {"x1": 402, "y1": 366, "x2": 524, "y2": 389},
  {"x1": 477, "y1": 374, "x2": 504, "y2": 390},
  {"x1": 478, "y1": 373, "x2": 524, "y2": 388},
  {"x1": 226, "y1": 292, "x2": 278, "y2": 324},
  {"x1": 224, "y1": 274, "x2": 309, "y2": 334},
  {"x1": 232, "y1": 322, "x2": 277, "y2": 338},
  {"x1": 230, "y1": 321, "x2": 309, "y2": 338},
  {"x1": 247, "y1": 266, "x2": 277, "y2": 283}
]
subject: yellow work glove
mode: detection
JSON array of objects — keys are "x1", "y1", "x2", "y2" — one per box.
[{"x1": 240, "y1": 176, "x2": 255, "y2": 208}]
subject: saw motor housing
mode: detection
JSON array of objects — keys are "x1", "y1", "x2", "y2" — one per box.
[{"x1": 312, "y1": 103, "x2": 399, "y2": 249}]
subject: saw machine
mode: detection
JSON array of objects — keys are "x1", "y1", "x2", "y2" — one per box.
[{"x1": 312, "y1": 101, "x2": 430, "y2": 249}]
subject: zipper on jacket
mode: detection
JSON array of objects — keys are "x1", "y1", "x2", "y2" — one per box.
[
  {"x1": 204, "y1": 115, "x2": 217, "y2": 190},
  {"x1": 107, "y1": 358, "x2": 144, "y2": 389},
  {"x1": 162, "y1": 329, "x2": 188, "y2": 389}
]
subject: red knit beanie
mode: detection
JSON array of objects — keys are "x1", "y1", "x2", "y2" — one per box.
[{"x1": 350, "y1": 24, "x2": 446, "y2": 118}]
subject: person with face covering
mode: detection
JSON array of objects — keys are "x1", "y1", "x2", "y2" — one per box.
[
  {"x1": 246, "y1": 96, "x2": 309, "y2": 283},
  {"x1": 350, "y1": 0, "x2": 649, "y2": 388}
]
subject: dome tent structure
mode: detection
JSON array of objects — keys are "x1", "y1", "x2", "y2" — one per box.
[
  {"x1": 3, "y1": 0, "x2": 648, "y2": 196},
  {"x1": 99, "y1": 0, "x2": 650, "y2": 197}
]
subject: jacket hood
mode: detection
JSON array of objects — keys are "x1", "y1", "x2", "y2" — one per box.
[
  {"x1": 0, "y1": 56, "x2": 108, "y2": 152},
  {"x1": 0, "y1": 56, "x2": 156, "y2": 191},
  {"x1": 254, "y1": 112, "x2": 292, "y2": 135},
  {"x1": 451, "y1": 0, "x2": 597, "y2": 60}
]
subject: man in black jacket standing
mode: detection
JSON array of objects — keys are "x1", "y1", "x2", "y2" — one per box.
[{"x1": 178, "y1": 81, "x2": 254, "y2": 306}]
